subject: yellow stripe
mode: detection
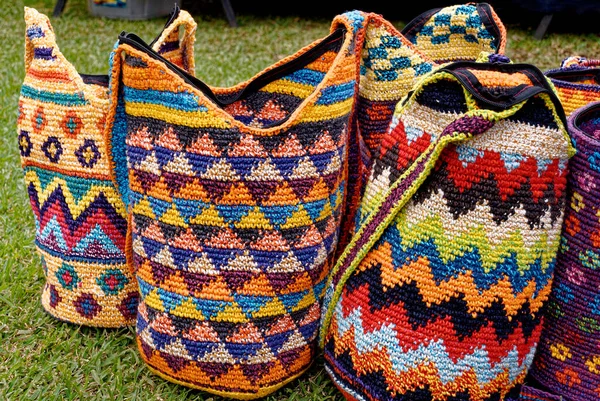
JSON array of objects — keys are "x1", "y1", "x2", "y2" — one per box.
[
  {"x1": 127, "y1": 96, "x2": 353, "y2": 129},
  {"x1": 261, "y1": 80, "x2": 314, "y2": 98},
  {"x1": 300, "y1": 97, "x2": 353, "y2": 122},
  {"x1": 126, "y1": 102, "x2": 231, "y2": 129}
]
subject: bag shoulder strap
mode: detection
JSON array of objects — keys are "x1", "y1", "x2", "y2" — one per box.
[{"x1": 150, "y1": 5, "x2": 196, "y2": 74}]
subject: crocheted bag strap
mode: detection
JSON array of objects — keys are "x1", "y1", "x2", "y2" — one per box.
[
  {"x1": 561, "y1": 56, "x2": 600, "y2": 69},
  {"x1": 319, "y1": 60, "x2": 572, "y2": 346},
  {"x1": 149, "y1": 4, "x2": 196, "y2": 74}
]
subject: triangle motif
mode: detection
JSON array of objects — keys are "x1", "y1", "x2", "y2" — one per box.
[
  {"x1": 228, "y1": 134, "x2": 268, "y2": 157},
  {"x1": 235, "y1": 206, "x2": 273, "y2": 230},
  {"x1": 309, "y1": 130, "x2": 337, "y2": 154},
  {"x1": 247, "y1": 159, "x2": 283, "y2": 181},
  {"x1": 156, "y1": 126, "x2": 183, "y2": 151},
  {"x1": 238, "y1": 274, "x2": 276, "y2": 297},
  {"x1": 183, "y1": 321, "x2": 221, "y2": 342},
  {"x1": 273, "y1": 134, "x2": 306, "y2": 157},
  {"x1": 187, "y1": 133, "x2": 222, "y2": 157},
  {"x1": 291, "y1": 156, "x2": 319, "y2": 179}
]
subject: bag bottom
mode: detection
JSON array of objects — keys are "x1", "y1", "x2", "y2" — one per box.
[
  {"x1": 140, "y1": 339, "x2": 311, "y2": 399},
  {"x1": 41, "y1": 287, "x2": 136, "y2": 328}
]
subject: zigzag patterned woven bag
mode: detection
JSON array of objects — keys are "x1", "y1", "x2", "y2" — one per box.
[
  {"x1": 340, "y1": 3, "x2": 506, "y2": 250},
  {"x1": 525, "y1": 101, "x2": 600, "y2": 401},
  {"x1": 108, "y1": 11, "x2": 367, "y2": 398},
  {"x1": 320, "y1": 59, "x2": 574, "y2": 401},
  {"x1": 17, "y1": 6, "x2": 196, "y2": 327},
  {"x1": 545, "y1": 57, "x2": 600, "y2": 117}
]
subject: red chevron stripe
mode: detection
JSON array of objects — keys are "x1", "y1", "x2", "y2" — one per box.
[{"x1": 443, "y1": 148, "x2": 567, "y2": 202}]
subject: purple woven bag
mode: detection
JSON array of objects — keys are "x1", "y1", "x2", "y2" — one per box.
[{"x1": 527, "y1": 101, "x2": 600, "y2": 401}]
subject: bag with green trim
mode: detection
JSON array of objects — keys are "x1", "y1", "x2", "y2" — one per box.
[{"x1": 320, "y1": 56, "x2": 574, "y2": 401}]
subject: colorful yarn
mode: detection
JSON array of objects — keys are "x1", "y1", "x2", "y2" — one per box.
[
  {"x1": 339, "y1": 4, "x2": 507, "y2": 251},
  {"x1": 108, "y1": 11, "x2": 366, "y2": 398},
  {"x1": 528, "y1": 102, "x2": 600, "y2": 401},
  {"x1": 17, "y1": 7, "x2": 197, "y2": 327},
  {"x1": 546, "y1": 57, "x2": 600, "y2": 117},
  {"x1": 320, "y1": 60, "x2": 574, "y2": 401},
  {"x1": 402, "y1": 3, "x2": 506, "y2": 63}
]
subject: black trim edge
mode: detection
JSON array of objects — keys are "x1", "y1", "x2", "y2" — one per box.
[
  {"x1": 439, "y1": 61, "x2": 567, "y2": 129},
  {"x1": 149, "y1": 3, "x2": 181, "y2": 48},
  {"x1": 118, "y1": 27, "x2": 346, "y2": 109},
  {"x1": 400, "y1": 7, "x2": 442, "y2": 42},
  {"x1": 477, "y1": 3, "x2": 502, "y2": 54}
]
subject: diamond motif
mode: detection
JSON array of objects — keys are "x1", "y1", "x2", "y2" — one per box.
[
  {"x1": 74, "y1": 293, "x2": 102, "y2": 318},
  {"x1": 118, "y1": 291, "x2": 139, "y2": 320},
  {"x1": 41, "y1": 136, "x2": 62, "y2": 163},
  {"x1": 75, "y1": 139, "x2": 101, "y2": 168},
  {"x1": 18, "y1": 130, "x2": 32, "y2": 157},
  {"x1": 32, "y1": 106, "x2": 46, "y2": 133},
  {"x1": 55, "y1": 263, "x2": 80, "y2": 290},
  {"x1": 48, "y1": 284, "x2": 61, "y2": 308},
  {"x1": 97, "y1": 268, "x2": 129, "y2": 295},
  {"x1": 61, "y1": 111, "x2": 82, "y2": 138}
]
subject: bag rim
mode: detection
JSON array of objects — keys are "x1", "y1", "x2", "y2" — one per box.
[{"x1": 113, "y1": 14, "x2": 360, "y2": 136}]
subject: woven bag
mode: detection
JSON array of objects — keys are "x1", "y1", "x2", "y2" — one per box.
[
  {"x1": 526, "y1": 101, "x2": 600, "y2": 401},
  {"x1": 401, "y1": 2, "x2": 506, "y2": 64},
  {"x1": 320, "y1": 59, "x2": 574, "y2": 401},
  {"x1": 340, "y1": 3, "x2": 507, "y2": 250},
  {"x1": 107, "y1": 11, "x2": 367, "y2": 398},
  {"x1": 17, "y1": 6, "x2": 196, "y2": 327},
  {"x1": 546, "y1": 57, "x2": 600, "y2": 117}
]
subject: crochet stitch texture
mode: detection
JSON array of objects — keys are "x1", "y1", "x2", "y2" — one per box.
[
  {"x1": 321, "y1": 61, "x2": 574, "y2": 401},
  {"x1": 528, "y1": 102, "x2": 600, "y2": 401},
  {"x1": 108, "y1": 11, "x2": 366, "y2": 399},
  {"x1": 17, "y1": 7, "x2": 196, "y2": 327},
  {"x1": 339, "y1": 4, "x2": 507, "y2": 251},
  {"x1": 546, "y1": 57, "x2": 600, "y2": 117}
]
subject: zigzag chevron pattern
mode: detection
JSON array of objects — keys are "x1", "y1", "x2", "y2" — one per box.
[
  {"x1": 353, "y1": 238, "x2": 555, "y2": 318},
  {"x1": 392, "y1": 194, "x2": 562, "y2": 278},
  {"x1": 25, "y1": 169, "x2": 127, "y2": 258},
  {"x1": 18, "y1": 7, "x2": 201, "y2": 327},
  {"x1": 24, "y1": 168, "x2": 126, "y2": 218},
  {"x1": 339, "y1": 4, "x2": 506, "y2": 253},
  {"x1": 323, "y1": 57, "x2": 572, "y2": 399},
  {"x1": 328, "y1": 300, "x2": 539, "y2": 389}
]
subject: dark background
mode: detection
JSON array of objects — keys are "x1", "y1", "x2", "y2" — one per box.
[{"x1": 182, "y1": 0, "x2": 600, "y2": 33}]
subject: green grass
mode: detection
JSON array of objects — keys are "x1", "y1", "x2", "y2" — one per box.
[{"x1": 2, "y1": 0, "x2": 600, "y2": 400}]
